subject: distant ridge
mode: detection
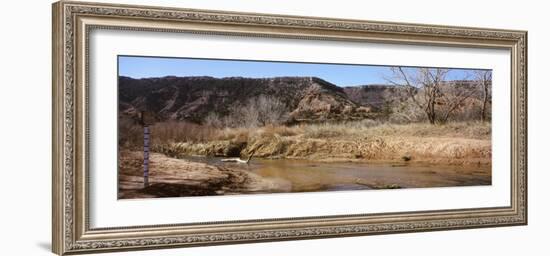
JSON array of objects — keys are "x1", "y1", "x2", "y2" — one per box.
[{"x1": 119, "y1": 76, "x2": 408, "y2": 124}]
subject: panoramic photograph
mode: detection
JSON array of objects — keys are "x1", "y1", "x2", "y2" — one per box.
[{"x1": 117, "y1": 56, "x2": 492, "y2": 199}]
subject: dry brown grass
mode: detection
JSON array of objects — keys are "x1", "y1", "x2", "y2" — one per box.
[
  {"x1": 261, "y1": 125, "x2": 303, "y2": 137},
  {"x1": 151, "y1": 121, "x2": 217, "y2": 143},
  {"x1": 119, "y1": 120, "x2": 218, "y2": 149},
  {"x1": 213, "y1": 127, "x2": 250, "y2": 142},
  {"x1": 302, "y1": 120, "x2": 491, "y2": 140},
  {"x1": 213, "y1": 125, "x2": 302, "y2": 141},
  {"x1": 118, "y1": 116, "x2": 143, "y2": 149},
  {"x1": 120, "y1": 119, "x2": 491, "y2": 165}
]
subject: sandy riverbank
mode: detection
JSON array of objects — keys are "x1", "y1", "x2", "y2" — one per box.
[{"x1": 118, "y1": 151, "x2": 286, "y2": 199}]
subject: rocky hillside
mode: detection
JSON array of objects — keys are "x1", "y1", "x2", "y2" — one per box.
[
  {"x1": 343, "y1": 84, "x2": 410, "y2": 110},
  {"x1": 119, "y1": 76, "x2": 377, "y2": 124}
]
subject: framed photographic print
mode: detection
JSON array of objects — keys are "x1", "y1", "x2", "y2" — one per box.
[{"x1": 52, "y1": 1, "x2": 527, "y2": 255}]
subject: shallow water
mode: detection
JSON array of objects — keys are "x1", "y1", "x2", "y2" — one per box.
[{"x1": 185, "y1": 157, "x2": 491, "y2": 193}]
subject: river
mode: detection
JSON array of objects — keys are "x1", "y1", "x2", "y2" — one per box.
[{"x1": 184, "y1": 157, "x2": 491, "y2": 193}]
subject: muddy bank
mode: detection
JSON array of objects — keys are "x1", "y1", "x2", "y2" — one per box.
[
  {"x1": 156, "y1": 134, "x2": 491, "y2": 166},
  {"x1": 118, "y1": 151, "x2": 286, "y2": 199}
]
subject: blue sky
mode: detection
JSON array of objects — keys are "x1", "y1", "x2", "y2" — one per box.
[{"x1": 119, "y1": 56, "x2": 483, "y2": 86}]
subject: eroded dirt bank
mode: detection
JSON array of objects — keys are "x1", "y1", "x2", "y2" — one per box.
[
  {"x1": 157, "y1": 135, "x2": 491, "y2": 166},
  {"x1": 118, "y1": 151, "x2": 287, "y2": 199}
]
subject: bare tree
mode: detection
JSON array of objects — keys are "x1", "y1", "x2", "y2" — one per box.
[
  {"x1": 389, "y1": 99, "x2": 426, "y2": 123},
  {"x1": 204, "y1": 112, "x2": 223, "y2": 128},
  {"x1": 231, "y1": 95, "x2": 288, "y2": 128},
  {"x1": 474, "y1": 70, "x2": 492, "y2": 122},
  {"x1": 240, "y1": 100, "x2": 261, "y2": 128},
  {"x1": 387, "y1": 67, "x2": 476, "y2": 124},
  {"x1": 438, "y1": 80, "x2": 478, "y2": 123},
  {"x1": 254, "y1": 95, "x2": 288, "y2": 126}
]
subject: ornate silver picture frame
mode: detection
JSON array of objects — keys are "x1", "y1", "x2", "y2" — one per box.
[{"x1": 52, "y1": 1, "x2": 527, "y2": 255}]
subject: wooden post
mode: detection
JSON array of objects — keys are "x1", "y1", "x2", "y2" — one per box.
[
  {"x1": 143, "y1": 125, "x2": 150, "y2": 187},
  {"x1": 140, "y1": 111, "x2": 155, "y2": 188}
]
